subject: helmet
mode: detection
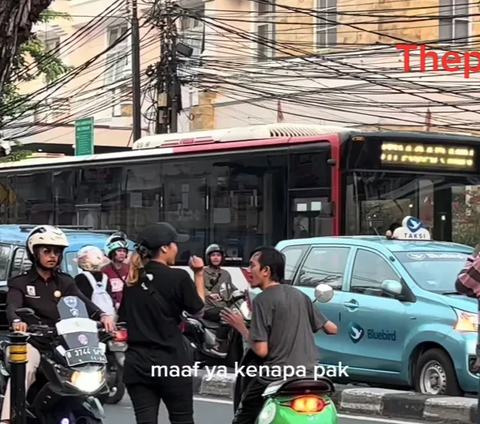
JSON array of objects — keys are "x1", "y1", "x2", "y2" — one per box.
[
  {"x1": 205, "y1": 244, "x2": 225, "y2": 264},
  {"x1": 26, "y1": 225, "x2": 69, "y2": 262},
  {"x1": 105, "y1": 231, "x2": 129, "y2": 258},
  {"x1": 77, "y1": 245, "x2": 105, "y2": 272}
]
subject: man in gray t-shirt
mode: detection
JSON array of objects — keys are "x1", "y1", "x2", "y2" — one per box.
[{"x1": 221, "y1": 246, "x2": 337, "y2": 424}]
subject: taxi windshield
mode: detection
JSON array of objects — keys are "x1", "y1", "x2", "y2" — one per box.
[{"x1": 394, "y1": 251, "x2": 471, "y2": 293}]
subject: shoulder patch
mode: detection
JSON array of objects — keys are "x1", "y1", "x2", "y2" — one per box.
[{"x1": 7, "y1": 273, "x2": 29, "y2": 288}]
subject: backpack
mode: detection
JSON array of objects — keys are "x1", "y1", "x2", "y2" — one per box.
[{"x1": 82, "y1": 271, "x2": 116, "y2": 317}]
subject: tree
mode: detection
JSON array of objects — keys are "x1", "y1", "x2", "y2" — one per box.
[
  {"x1": 0, "y1": 0, "x2": 54, "y2": 91},
  {"x1": 0, "y1": 8, "x2": 71, "y2": 162},
  {"x1": 2, "y1": 10, "x2": 72, "y2": 119},
  {"x1": 453, "y1": 188, "x2": 480, "y2": 247}
]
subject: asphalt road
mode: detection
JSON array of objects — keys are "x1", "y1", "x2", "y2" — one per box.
[{"x1": 104, "y1": 395, "x2": 437, "y2": 424}]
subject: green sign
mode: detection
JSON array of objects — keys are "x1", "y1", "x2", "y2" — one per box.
[{"x1": 75, "y1": 117, "x2": 94, "y2": 156}]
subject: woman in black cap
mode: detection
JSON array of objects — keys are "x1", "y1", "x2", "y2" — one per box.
[{"x1": 118, "y1": 222, "x2": 205, "y2": 424}]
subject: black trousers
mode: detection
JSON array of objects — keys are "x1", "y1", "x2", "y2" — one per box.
[
  {"x1": 232, "y1": 377, "x2": 268, "y2": 424},
  {"x1": 126, "y1": 377, "x2": 194, "y2": 424}
]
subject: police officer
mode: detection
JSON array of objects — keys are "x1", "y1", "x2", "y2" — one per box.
[
  {"x1": 1, "y1": 225, "x2": 115, "y2": 422},
  {"x1": 203, "y1": 244, "x2": 235, "y2": 352}
]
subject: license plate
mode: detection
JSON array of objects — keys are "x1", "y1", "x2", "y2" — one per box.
[
  {"x1": 65, "y1": 346, "x2": 107, "y2": 367},
  {"x1": 108, "y1": 341, "x2": 127, "y2": 352}
]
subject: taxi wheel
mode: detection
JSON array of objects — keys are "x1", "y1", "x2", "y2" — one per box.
[{"x1": 415, "y1": 348, "x2": 463, "y2": 396}]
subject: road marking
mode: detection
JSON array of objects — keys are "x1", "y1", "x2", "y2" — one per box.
[
  {"x1": 193, "y1": 397, "x2": 427, "y2": 423},
  {"x1": 194, "y1": 396, "x2": 232, "y2": 405}
]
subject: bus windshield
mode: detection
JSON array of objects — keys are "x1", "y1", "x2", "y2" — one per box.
[
  {"x1": 344, "y1": 171, "x2": 480, "y2": 246},
  {"x1": 394, "y1": 251, "x2": 471, "y2": 293}
]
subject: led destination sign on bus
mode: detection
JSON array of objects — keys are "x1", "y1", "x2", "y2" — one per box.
[{"x1": 380, "y1": 142, "x2": 475, "y2": 170}]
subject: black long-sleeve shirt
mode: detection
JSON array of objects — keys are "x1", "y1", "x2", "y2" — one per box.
[
  {"x1": 117, "y1": 262, "x2": 204, "y2": 384},
  {"x1": 7, "y1": 268, "x2": 105, "y2": 327}
]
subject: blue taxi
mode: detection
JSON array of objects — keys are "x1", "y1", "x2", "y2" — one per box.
[{"x1": 255, "y1": 217, "x2": 478, "y2": 396}]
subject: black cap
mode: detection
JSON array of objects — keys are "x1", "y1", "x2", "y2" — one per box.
[{"x1": 137, "y1": 222, "x2": 189, "y2": 250}]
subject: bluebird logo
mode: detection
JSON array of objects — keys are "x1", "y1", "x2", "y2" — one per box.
[
  {"x1": 349, "y1": 322, "x2": 364, "y2": 344},
  {"x1": 406, "y1": 217, "x2": 423, "y2": 233},
  {"x1": 407, "y1": 253, "x2": 426, "y2": 260}
]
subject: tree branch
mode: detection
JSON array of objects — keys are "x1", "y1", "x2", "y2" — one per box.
[{"x1": 0, "y1": 0, "x2": 53, "y2": 90}]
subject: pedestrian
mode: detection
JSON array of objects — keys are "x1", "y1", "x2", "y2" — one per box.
[
  {"x1": 455, "y1": 243, "x2": 480, "y2": 372},
  {"x1": 102, "y1": 232, "x2": 130, "y2": 311},
  {"x1": 74, "y1": 245, "x2": 116, "y2": 319},
  {"x1": 117, "y1": 222, "x2": 205, "y2": 424},
  {"x1": 221, "y1": 246, "x2": 337, "y2": 424}
]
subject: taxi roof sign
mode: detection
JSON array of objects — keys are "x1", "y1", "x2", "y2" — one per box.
[{"x1": 390, "y1": 216, "x2": 431, "y2": 240}]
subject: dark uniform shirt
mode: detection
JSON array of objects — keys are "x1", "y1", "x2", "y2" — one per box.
[
  {"x1": 117, "y1": 261, "x2": 204, "y2": 385},
  {"x1": 7, "y1": 268, "x2": 105, "y2": 328},
  {"x1": 203, "y1": 266, "x2": 235, "y2": 309}
]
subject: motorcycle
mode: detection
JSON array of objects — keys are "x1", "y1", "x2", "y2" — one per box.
[
  {"x1": 234, "y1": 283, "x2": 338, "y2": 424},
  {"x1": 0, "y1": 295, "x2": 109, "y2": 424},
  {"x1": 182, "y1": 282, "x2": 251, "y2": 368},
  {"x1": 98, "y1": 325, "x2": 127, "y2": 405}
]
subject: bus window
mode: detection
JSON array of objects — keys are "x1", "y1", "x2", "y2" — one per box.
[{"x1": 206, "y1": 151, "x2": 288, "y2": 264}]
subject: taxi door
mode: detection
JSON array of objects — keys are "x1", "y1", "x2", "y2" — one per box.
[
  {"x1": 340, "y1": 246, "x2": 407, "y2": 375},
  {"x1": 292, "y1": 244, "x2": 352, "y2": 367}
]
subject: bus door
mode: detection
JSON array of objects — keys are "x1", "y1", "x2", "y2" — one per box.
[
  {"x1": 288, "y1": 147, "x2": 333, "y2": 239},
  {"x1": 288, "y1": 189, "x2": 333, "y2": 238}
]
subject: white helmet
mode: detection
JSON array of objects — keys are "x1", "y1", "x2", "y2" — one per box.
[
  {"x1": 26, "y1": 225, "x2": 69, "y2": 260},
  {"x1": 77, "y1": 245, "x2": 105, "y2": 272}
]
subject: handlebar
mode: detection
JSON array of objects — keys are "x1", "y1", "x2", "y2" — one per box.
[{"x1": 10, "y1": 320, "x2": 125, "y2": 335}]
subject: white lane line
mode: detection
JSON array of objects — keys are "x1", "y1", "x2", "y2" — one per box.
[
  {"x1": 193, "y1": 397, "x2": 427, "y2": 424},
  {"x1": 194, "y1": 396, "x2": 232, "y2": 405}
]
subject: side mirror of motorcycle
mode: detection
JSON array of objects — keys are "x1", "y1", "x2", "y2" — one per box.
[
  {"x1": 15, "y1": 307, "x2": 42, "y2": 323},
  {"x1": 219, "y1": 283, "x2": 230, "y2": 301},
  {"x1": 230, "y1": 290, "x2": 245, "y2": 302},
  {"x1": 313, "y1": 284, "x2": 334, "y2": 303}
]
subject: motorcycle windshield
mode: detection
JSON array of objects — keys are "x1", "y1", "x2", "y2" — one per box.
[{"x1": 55, "y1": 296, "x2": 106, "y2": 366}]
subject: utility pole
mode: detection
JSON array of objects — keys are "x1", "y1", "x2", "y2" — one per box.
[
  {"x1": 131, "y1": 0, "x2": 142, "y2": 142},
  {"x1": 155, "y1": 0, "x2": 181, "y2": 134}
]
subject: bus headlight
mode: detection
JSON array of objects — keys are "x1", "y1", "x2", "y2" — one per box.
[
  {"x1": 70, "y1": 371, "x2": 104, "y2": 393},
  {"x1": 454, "y1": 309, "x2": 478, "y2": 332}
]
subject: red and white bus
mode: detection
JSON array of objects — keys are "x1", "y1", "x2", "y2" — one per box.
[{"x1": 0, "y1": 123, "x2": 478, "y2": 268}]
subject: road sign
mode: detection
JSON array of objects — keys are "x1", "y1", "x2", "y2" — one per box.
[{"x1": 75, "y1": 118, "x2": 94, "y2": 156}]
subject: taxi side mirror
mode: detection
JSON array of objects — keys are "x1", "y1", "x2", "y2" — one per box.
[
  {"x1": 381, "y1": 280, "x2": 403, "y2": 297},
  {"x1": 314, "y1": 284, "x2": 334, "y2": 303}
]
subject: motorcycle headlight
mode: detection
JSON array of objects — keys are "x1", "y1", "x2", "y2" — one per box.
[
  {"x1": 258, "y1": 402, "x2": 276, "y2": 424},
  {"x1": 70, "y1": 371, "x2": 104, "y2": 393}
]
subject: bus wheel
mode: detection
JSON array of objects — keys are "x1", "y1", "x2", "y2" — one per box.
[{"x1": 414, "y1": 348, "x2": 463, "y2": 396}]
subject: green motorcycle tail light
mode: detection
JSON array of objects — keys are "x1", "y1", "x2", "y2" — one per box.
[{"x1": 290, "y1": 396, "x2": 327, "y2": 413}]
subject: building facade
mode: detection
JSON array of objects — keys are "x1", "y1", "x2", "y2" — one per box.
[{"x1": 178, "y1": 0, "x2": 480, "y2": 135}]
